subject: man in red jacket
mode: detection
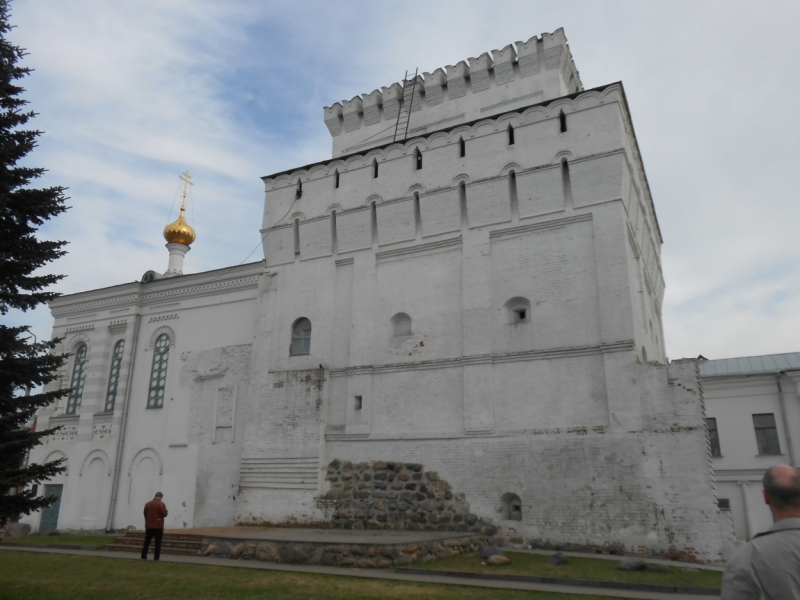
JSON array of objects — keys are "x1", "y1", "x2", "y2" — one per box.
[{"x1": 141, "y1": 492, "x2": 168, "y2": 560}]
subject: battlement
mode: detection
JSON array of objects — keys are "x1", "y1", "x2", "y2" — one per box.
[{"x1": 324, "y1": 29, "x2": 582, "y2": 157}]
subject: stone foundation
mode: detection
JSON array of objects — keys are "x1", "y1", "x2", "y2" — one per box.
[
  {"x1": 198, "y1": 534, "x2": 489, "y2": 568},
  {"x1": 324, "y1": 459, "x2": 496, "y2": 534}
]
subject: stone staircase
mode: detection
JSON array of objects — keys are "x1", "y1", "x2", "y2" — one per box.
[{"x1": 106, "y1": 530, "x2": 203, "y2": 556}]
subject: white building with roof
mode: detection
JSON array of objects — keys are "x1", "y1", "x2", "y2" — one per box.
[
  {"x1": 22, "y1": 29, "x2": 735, "y2": 562},
  {"x1": 700, "y1": 352, "x2": 800, "y2": 541}
]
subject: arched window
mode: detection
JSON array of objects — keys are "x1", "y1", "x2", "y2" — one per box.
[
  {"x1": 391, "y1": 313, "x2": 412, "y2": 337},
  {"x1": 501, "y1": 492, "x2": 522, "y2": 521},
  {"x1": 104, "y1": 340, "x2": 125, "y2": 413},
  {"x1": 505, "y1": 297, "x2": 531, "y2": 323},
  {"x1": 415, "y1": 148, "x2": 422, "y2": 170},
  {"x1": 147, "y1": 334, "x2": 170, "y2": 409},
  {"x1": 372, "y1": 159, "x2": 379, "y2": 179},
  {"x1": 459, "y1": 137, "x2": 466, "y2": 158},
  {"x1": 559, "y1": 110, "x2": 567, "y2": 133},
  {"x1": 291, "y1": 318, "x2": 312, "y2": 356},
  {"x1": 334, "y1": 169, "x2": 340, "y2": 189},
  {"x1": 66, "y1": 344, "x2": 88, "y2": 415},
  {"x1": 507, "y1": 124, "x2": 515, "y2": 146},
  {"x1": 295, "y1": 179, "x2": 302, "y2": 199}
]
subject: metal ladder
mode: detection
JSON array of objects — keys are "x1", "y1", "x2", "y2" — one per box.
[{"x1": 393, "y1": 68, "x2": 418, "y2": 143}]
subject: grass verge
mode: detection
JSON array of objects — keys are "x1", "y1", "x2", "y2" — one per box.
[
  {"x1": 1, "y1": 535, "x2": 115, "y2": 548},
  {"x1": 0, "y1": 550, "x2": 627, "y2": 600},
  {"x1": 408, "y1": 551, "x2": 722, "y2": 589}
]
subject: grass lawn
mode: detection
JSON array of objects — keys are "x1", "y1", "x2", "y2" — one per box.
[
  {"x1": 1, "y1": 535, "x2": 115, "y2": 548},
  {"x1": 0, "y1": 550, "x2": 625, "y2": 600},
  {"x1": 409, "y1": 552, "x2": 722, "y2": 589}
]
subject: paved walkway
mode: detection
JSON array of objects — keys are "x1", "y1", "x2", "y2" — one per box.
[{"x1": 0, "y1": 544, "x2": 719, "y2": 600}]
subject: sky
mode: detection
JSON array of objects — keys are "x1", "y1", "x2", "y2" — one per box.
[{"x1": 3, "y1": 0, "x2": 799, "y2": 361}]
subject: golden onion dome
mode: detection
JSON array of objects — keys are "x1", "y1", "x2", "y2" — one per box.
[{"x1": 163, "y1": 207, "x2": 196, "y2": 246}]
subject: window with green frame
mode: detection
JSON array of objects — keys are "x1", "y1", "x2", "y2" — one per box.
[
  {"x1": 147, "y1": 334, "x2": 170, "y2": 409},
  {"x1": 104, "y1": 340, "x2": 125, "y2": 412},
  {"x1": 66, "y1": 344, "x2": 88, "y2": 415}
]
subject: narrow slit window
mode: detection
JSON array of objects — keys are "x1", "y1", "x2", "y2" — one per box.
[
  {"x1": 459, "y1": 182, "x2": 468, "y2": 229},
  {"x1": 508, "y1": 171, "x2": 519, "y2": 221},
  {"x1": 415, "y1": 148, "x2": 422, "y2": 170},
  {"x1": 559, "y1": 110, "x2": 567, "y2": 133},
  {"x1": 104, "y1": 339, "x2": 125, "y2": 413},
  {"x1": 413, "y1": 193, "x2": 422, "y2": 238},
  {"x1": 293, "y1": 219, "x2": 300, "y2": 254},
  {"x1": 66, "y1": 344, "x2": 88, "y2": 415},
  {"x1": 373, "y1": 159, "x2": 378, "y2": 179},
  {"x1": 354, "y1": 396, "x2": 363, "y2": 411},
  {"x1": 147, "y1": 334, "x2": 170, "y2": 409},
  {"x1": 507, "y1": 124, "x2": 515, "y2": 146},
  {"x1": 459, "y1": 137, "x2": 465, "y2": 158},
  {"x1": 561, "y1": 159, "x2": 574, "y2": 210},
  {"x1": 331, "y1": 211, "x2": 338, "y2": 254},
  {"x1": 371, "y1": 201, "x2": 378, "y2": 246},
  {"x1": 334, "y1": 170, "x2": 340, "y2": 189},
  {"x1": 295, "y1": 179, "x2": 302, "y2": 199}
]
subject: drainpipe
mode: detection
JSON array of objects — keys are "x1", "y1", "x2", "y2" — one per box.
[
  {"x1": 105, "y1": 312, "x2": 141, "y2": 532},
  {"x1": 776, "y1": 371, "x2": 795, "y2": 467}
]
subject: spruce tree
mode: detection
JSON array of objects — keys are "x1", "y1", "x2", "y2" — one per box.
[{"x1": 0, "y1": 0, "x2": 69, "y2": 524}]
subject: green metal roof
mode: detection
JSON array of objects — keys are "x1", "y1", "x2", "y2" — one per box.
[{"x1": 699, "y1": 352, "x2": 800, "y2": 378}]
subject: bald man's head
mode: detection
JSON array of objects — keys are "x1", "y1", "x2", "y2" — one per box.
[{"x1": 763, "y1": 465, "x2": 800, "y2": 510}]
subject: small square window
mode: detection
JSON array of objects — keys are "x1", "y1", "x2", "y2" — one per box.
[
  {"x1": 516, "y1": 309, "x2": 526, "y2": 320},
  {"x1": 354, "y1": 396, "x2": 363, "y2": 411},
  {"x1": 718, "y1": 498, "x2": 730, "y2": 511}
]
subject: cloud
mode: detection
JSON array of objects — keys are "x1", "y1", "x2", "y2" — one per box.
[{"x1": 4, "y1": 0, "x2": 799, "y2": 363}]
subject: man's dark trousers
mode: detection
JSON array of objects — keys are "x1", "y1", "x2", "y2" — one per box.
[{"x1": 141, "y1": 528, "x2": 164, "y2": 560}]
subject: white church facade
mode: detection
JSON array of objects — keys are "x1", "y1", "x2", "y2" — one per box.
[{"x1": 24, "y1": 29, "x2": 735, "y2": 562}]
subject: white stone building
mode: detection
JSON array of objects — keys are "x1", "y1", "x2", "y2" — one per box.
[
  {"x1": 700, "y1": 352, "x2": 800, "y2": 541},
  {"x1": 23, "y1": 29, "x2": 734, "y2": 562}
]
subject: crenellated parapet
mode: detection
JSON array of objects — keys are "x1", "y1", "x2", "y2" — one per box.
[{"x1": 322, "y1": 29, "x2": 582, "y2": 157}]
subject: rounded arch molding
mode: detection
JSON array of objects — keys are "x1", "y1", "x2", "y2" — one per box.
[
  {"x1": 452, "y1": 174, "x2": 471, "y2": 187},
  {"x1": 148, "y1": 326, "x2": 176, "y2": 350},
  {"x1": 45, "y1": 451, "x2": 68, "y2": 475},
  {"x1": 80, "y1": 449, "x2": 112, "y2": 477},
  {"x1": 554, "y1": 150, "x2": 574, "y2": 164},
  {"x1": 501, "y1": 162, "x2": 522, "y2": 177},
  {"x1": 65, "y1": 333, "x2": 91, "y2": 353},
  {"x1": 127, "y1": 446, "x2": 163, "y2": 477},
  {"x1": 407, "y1": 184, "x2": 425, "y2": 196}
]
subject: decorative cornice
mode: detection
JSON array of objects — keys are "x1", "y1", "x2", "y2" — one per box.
[
  {"x1": 330, "y1": 341, "x2": 635, "y2": 377},
  {"x1": 64, "y1": 324, "x2": 95, "y2": 334},
  {"x1": 108, "y1": 320, "x2": 128, "y2": 334},
  {"x1": 149, "y1": 313, "x2": 178, "y2": 323},
  {"x1": 142, "y1": 276, "x2": 260, "y2": 304},
  {"x1": 52, "y1": 294, "x2": 140, "y2": 317},
  {"x1": 490, "y1": 213, "x2": 592, "y2": 241},
  {"x1": 376, "y1": 236, "x2": 462, "y2": 261},
  {"x1": 67, "y1": 313, "x2": 97, "y2": 322},
  {"x1": 150, "y1": 302, "x2": 180, "y2": 311}
]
